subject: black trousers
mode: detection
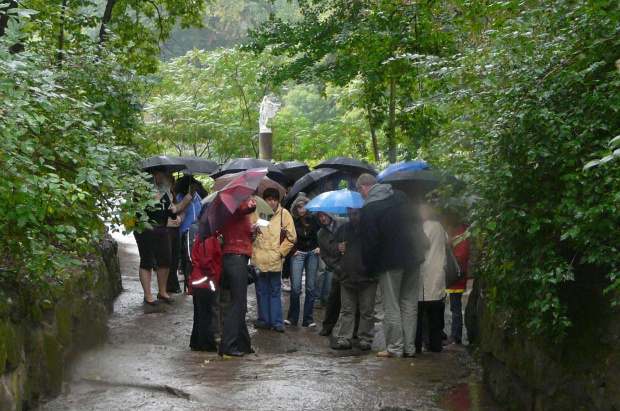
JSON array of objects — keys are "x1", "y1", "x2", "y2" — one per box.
[
  {"x1": 321, "y1": 278, "x2": 341, "y2": 333},
  {"x1": 190, "y1": 287, "x2": 217, "y2": 352},
  {"x1": 416, "y1": 300, "x2": 445, "y2": 352},
  {"x1": 219, "y1": 254, "x2": 252, "y2": 354},
  {"x1": 166, "y1": 226, "x2": 181, "y2": 291}
]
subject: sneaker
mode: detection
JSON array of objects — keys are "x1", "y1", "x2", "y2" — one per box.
[
  {"x1": 318, "y1": 328, "x2": 331, "y2": 336},
  {"x1": 281, "y1": 280, "x2": 291, "y2": 292},
  {"x1": 273, "y1": 326, "x2": 285, "y2": 333},
  {"x1": 359, "y1": 343, "x2": 372, "y2": 351},
  {"x1": 331, "y1": 343, "x2": 352, "y2": 350},
  {"x1": 302, "y1": 322, "x2": 316, "y2": 327},
  {"x1": 283, "y1": 319, "x2": 292, "y2": 325},
  {"x1": 443, "y1": 339, "x2": 454, "y2": 346}
]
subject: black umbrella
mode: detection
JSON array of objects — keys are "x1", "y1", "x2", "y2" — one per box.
[
  {"x1": 210, "y1": 158, "x2": 285, "y2": 184},
  {"x1": 276, "y1": 161, "x2": 311, "y2": 182},
  {"x1": 283, "y1": 168, "x2": 346, "y2": 208},
  {"x1": 314, "y1": 156, "x2": 377, "y2": 177},
  {"x1": 141, "y1": 156, "x2": 188, "y2": 173},
  {"x1": 175, "y1": 155, "x2": 219, "y2": 175},
  {"x1": 381, "y1": 169, "x2": 463, "y2": 197}
]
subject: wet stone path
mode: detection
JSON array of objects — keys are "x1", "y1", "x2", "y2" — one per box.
[{"x1": 42, "y1": 231, "x2": 503, "y2": 411}]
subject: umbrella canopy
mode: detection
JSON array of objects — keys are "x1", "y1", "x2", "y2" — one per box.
[
  {"x1": 210, "y1": 158, "x2": 285, "y2": 184},
  {"x1": 175, "y1": 155, "x2": 219, "y2": 175},
  {"x1": 199, "y1": 168, "x2": 268, "y2": 240},
  {"x1": 304, "y1": 189, "x2": 364, "y2": 214},
  {"x1": 382, "y1": 169, "x2": 463, "y2": 198},
  {"x1": 202, "y1": 192, "x2": 274, "y2": 217},
  {"x1": 314, "y1": 156, "x2": 377, "y2": 177},
  {"x1": 141, "y1": 155, "x2": 188, "y2": 173},
  {"x1": 213, "y1": 172, "x2": 286, "y2": 201},
  {"x1": 376, "y1": 160, "x2": 430, "y2": 182},
  {"x1": 283, "y1": 168, "x2": 344, "y2": 207},
  {"x1": 276, "y1": 161, "x2": 311, "y2": 182}
]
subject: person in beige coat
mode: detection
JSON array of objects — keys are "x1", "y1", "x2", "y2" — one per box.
[
  {"x1": 415, "y1": 204, "x2": 448, "y2": 353},
  {"x1": 250, "y1": 187, "x2": 296, "y2": 332}
]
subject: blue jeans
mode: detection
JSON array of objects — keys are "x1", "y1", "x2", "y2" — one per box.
[
  {"x1": 287, "y1": 251, "x2": 319, "y2": 325},
  {"x1": 255, "y1": 271, "x2": 283, "y2": 328},
  {"x1": 315, "y1": 257, "x2": 332, "y2": 304}
]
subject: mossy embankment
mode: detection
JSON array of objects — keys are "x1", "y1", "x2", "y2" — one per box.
[{"x1": 0, "y1": 236, "x2": 121, "y2": 410}]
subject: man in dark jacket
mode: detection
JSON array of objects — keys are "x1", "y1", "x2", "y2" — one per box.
[
  {"x1": 356, "y1": 173, "x2": 428, "y2": 358},
  {"x1": 316, "y1": 211, "x2": 346, "y2": 337},
  {"x1": 331, "y1": 207, "x2": 376, "y2": 351}
]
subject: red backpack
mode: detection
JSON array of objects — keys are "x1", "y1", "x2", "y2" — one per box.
[{"x1": 188, "y1": 233, "x2": 223, "y2": 293}]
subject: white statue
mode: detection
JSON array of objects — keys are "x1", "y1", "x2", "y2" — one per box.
[{"x1": 259, "y1": 96, "x2": 281, "y2": 133}]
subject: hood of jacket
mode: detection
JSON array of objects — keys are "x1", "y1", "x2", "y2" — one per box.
[
  {"x1": 316, "y1": 211, "x2": 338, "y2": 232},
  {"x1": 364, "y1": 184, "x2": 393, "y2": 205},
  {"x1": 291, "y1": 196, "x2": 310, "y2": 218}
]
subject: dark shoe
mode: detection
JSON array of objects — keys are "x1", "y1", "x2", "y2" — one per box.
[
  {"x1": 273, "y1": 326, "x2": 285, "y2": 333},
  {"x1": 359, "y1": 343, "x2": 372, "y2": 351},
  {"x1": 246, "y1": 347, "x2": 256, "y2": 354},
  {"x1": 403, "y1": 352, "x2": 416, "y2": 358},
  {"x1": 302, "y1": 322, "x2": 316, "y2": 327},
  {"x1": 218, "y1": 350, "x2": 244, "y2": 357},
  {"x1": 319, "y1": 328, "x2": 331, "y2": 336},
  {"x1": 376, "y1": 350, "x2": 403, "y2": 358},
  {"x1": 283, "y1": 319, "x2": 295, "y2": 325},
  {"x1": 255, "y1": 322, "x2": 271, "y2": 330},
  {"x1": 156, "y1": 293, "x2": 175, "y2": 304},
  {"x1": 143, "y1": 298, "x2": 159, "y2": 307},
  {"x1": 331, "y1": 343, "x2": 352, "y2": 350}
]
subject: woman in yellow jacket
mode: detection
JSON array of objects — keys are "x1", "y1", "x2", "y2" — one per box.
[{"x1": 250, "y1": 187, "x2": 297, "y2": 332}]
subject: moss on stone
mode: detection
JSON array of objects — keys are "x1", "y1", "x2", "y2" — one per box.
[{"x1": 41, "y1": 331, "x2": 63, "y2": 396}]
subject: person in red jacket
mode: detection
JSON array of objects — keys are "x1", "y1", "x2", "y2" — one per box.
[
  {"x1": 217, "y1": 194, "x2": 259, "y2": 357},
  {"x1": 444, "y1": 223, "x2": 470, "y2": 345}
]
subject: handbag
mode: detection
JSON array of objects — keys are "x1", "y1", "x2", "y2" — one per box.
[
  {"x1": 280, "y1": 210, "x2": 297, "y2": 258},
  {"x1": 247, "y1": 264, "x2": 260, "y2": 285},
  {"x1": 444, "y1": 243, "x2": 464, "y2": 289}
]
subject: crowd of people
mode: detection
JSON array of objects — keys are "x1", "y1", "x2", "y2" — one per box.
[{"x1": 134, "y1": 167, "x2": 471, "y2": 358}]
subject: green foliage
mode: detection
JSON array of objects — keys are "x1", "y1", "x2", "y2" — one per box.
[
  {"x1": 247, "y1": 0, "x2": 459, "y2": 161},
  {"x1": 22, "y1": 0, "x2": 210, "y2": 74},
  {"x1": 145, "y1": 47, "x2": 278, "y2": 160},
  {"x1": 439, "y1": 0, "x2": 620, "y2": 342},
  {"x1": 0, "y1": 8, "x2": 156, "y2": 305},
  {"x1": 273, "y1": 82, "x2": 372, "y2": 163},
  {"x1": 161, "y1": 0, "x2": 301, "y2": 60}
]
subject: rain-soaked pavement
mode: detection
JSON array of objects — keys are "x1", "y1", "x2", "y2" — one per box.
[{"x1": 42, "y1": 231, "x2": 504, "y2": 411}]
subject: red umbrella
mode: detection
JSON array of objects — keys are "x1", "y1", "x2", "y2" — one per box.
[
  {"x1": 213, "y1": 172, "x2": 286, "y2": 200},
  {"x1": 199, "y1": 168, "x2": 268, "y2": 240}
]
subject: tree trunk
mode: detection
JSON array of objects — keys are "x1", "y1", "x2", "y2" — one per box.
[
  {"x1": 366, "y1": 104, "x2": 380, "y2": 162},
  {"x1": 57, "y1": 0, "x2": 68, "y2": 64},
  {"x1": 387, "y1": 77, "x2": 397, "y2": 163},
  {"x1": 98, "y1": 0, "x2": 116, "y2": 44}
]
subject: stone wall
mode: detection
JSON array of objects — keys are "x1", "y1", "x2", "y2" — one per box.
[
  {"x1": 474, "y1": 266, "x2": 620, "y2": 410},
  {"x1": 0, "y1": 236, "x2": 121, "y2": 410}
]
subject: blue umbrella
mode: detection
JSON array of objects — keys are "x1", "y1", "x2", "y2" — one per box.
[
  {"x1": 304, "y1": 189, "x2": 364, "y2": 214},
  {"x1": 376, "y1": 160, "x2": 429, "y2": 182}
]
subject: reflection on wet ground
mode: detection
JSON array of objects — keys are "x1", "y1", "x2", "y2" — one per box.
[{"x1": 42, "y1": 230, "x2": 504, "y2": 410}]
